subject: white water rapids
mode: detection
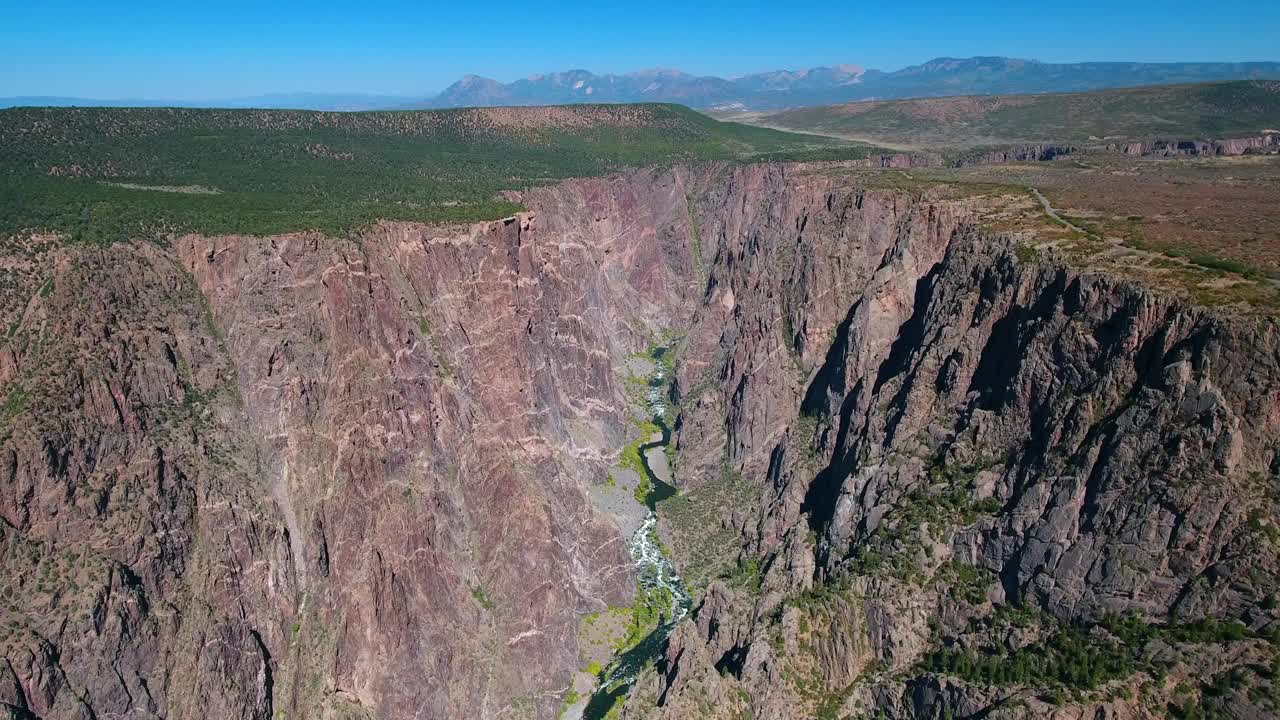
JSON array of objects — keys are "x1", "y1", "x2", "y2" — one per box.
[
  {"x1": 591, "y1": 499, "x2": 692, "y2": 693},
  {"x1": 627, "y1": 510, "x2": 690, "y2": 627},
  {"x1": 582, "y1": 348, "x2": 693, "y2": 715}
]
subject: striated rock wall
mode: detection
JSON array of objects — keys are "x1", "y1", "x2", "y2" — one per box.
[
  {"x1": 621, "y1": 167, "x2": 1280, "y2": 719},
  {"x1": 3, "y1": 161, "x2": 1279, "y2": 719},
  {"x1": 0, "y1": 170, "x2": 709, "y2": 719},
  {"x1": 170, "y1": 173, "x2": 713, "y2": 718}
]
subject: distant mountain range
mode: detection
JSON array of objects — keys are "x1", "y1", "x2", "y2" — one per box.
[
  {"x1": 5, "y1": 57, "x2": 1280, "y2": 112},
  {"x1": 422, "y1": 65, "x2": 869, "y2": 109},
  {"x1": 422, "y1": 58, "x2": 1280, "y2": 111}
]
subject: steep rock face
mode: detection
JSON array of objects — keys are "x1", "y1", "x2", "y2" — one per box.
[
  {"x1": 0, "y1": 170, "x2": 709, "y2": 719},
  {"x1": 803, "y1": 246, "x2": 1279, "y2": 615},
  {"x1": 0, "y1": 241, "x2": 289, "y2": 720},
  {"x1": 3, "y1": 161, "x2": 1279, "y2": 720},
  {"x1": 672, "y1": 165, "x2": 970, "y2": 495},
  {"x1": 953, "y1": 144, "x2": 1077, "y2": 166},
  {"x1": 1109, "y1": 133, "x2": 1280, "y2": 157},
  {"x1": 626, "y1": 172, "x2": 1280, "y2": 717},
  {"x1": 170, "y1": 173, "x2": 709, "y2": 718}
]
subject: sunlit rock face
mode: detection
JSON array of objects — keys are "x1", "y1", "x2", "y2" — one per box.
[{"x1": 2, "y1": 163, "x2": 1278, "y2": 720}]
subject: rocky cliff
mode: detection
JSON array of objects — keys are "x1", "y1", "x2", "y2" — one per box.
[
  {"x1": 953, "y1": 144, "x2": 1077, "y2": 166},
  {"x1": 1108, "y1": 133, "x2": 1280, "y2": 157},
  {"x1": 619, "y1": 166, "x2": 1280, "y2": 719},
  {"x1": 1, "y1": 162, "x2": 1277, "y2": 720},
  {"x1": 0, "y1": 174, "x2": 704, "y2": 719}
]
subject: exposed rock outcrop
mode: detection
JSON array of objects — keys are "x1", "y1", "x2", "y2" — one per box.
[
  {"x1": 1108, "y1": 132, "x2": 1280, "y2": 157},
  {"x1": 0, "y1": 173, "x2": 708, "y2": 719},
  {"x1": 953, "y1": 144, "x2": 1077, "y2": 166},
  {"x1": 2, "y1": 161, "x2": 1278, "y2": 720},
  {"x1": 622, "y1": 166, "x2": 1280, "y2": 719}
]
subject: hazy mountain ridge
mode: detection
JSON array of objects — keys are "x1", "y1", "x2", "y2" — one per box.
[
  {"x1": 7, "y1": 56, "x2": 1279, "y2": 112},
  {"x1": 420, "y1": 56, "x2": 1280, "y2": 110}
]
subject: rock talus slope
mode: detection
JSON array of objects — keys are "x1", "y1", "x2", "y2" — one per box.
[{"x1": 1, "y1": 162, "x2": 1279, "y2": 719}]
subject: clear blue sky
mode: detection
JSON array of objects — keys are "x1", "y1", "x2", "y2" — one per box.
[{"x1": 4, "y1": 0, "x2": 1277, "y2": 99}]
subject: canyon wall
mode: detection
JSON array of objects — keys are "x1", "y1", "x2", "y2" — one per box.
[
  {"x1": 953, "y1": 144, "x2": 1077, "y2": 166},
  {"x1": 620, "y1": 166, "x2": 1280, "y2": 719},
  {"x1": 0, "y1": 172, "x2": 706, "y2": 719},
  {"x1": 2, "y1": 162, "x2": 1278, "y2": 719},
  {"x1": 1108, "y1": 133, "x2": 1280, "y2": 157}
]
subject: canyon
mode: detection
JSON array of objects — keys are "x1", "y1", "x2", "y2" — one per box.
[{"x1": 1, "y1": 160, "x2": 1279, "y2": 720}]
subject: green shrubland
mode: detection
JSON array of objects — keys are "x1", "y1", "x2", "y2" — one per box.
[{"x1": 0, "y1": 104, "x2": 869, "y2": 243}]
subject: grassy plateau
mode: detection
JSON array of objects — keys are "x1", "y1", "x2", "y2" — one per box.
[
  {"x1": 0, "y1": 103, "x2": 875, "y2": 243},
  {"x1": 730, "y1": 80, "x2": 1280, "y2": 148}
]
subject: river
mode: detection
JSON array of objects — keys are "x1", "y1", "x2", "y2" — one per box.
[{"x1": 582, "y1": 348, "x2": 692, "y2": 718}]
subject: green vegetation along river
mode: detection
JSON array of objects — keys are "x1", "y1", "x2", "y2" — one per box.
[{"x1": 583, "y1": 348, "x2": 691, "y2": 719}]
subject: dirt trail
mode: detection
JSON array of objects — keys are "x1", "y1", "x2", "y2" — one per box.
[{"x1": 1030, "y1": 186, "x2": 1098, "y2": 239}]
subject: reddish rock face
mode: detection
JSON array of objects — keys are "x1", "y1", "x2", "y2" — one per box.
[
  {"x1": 2, "y1": 162, "x2": 1279, "y2": 720},
  {"x1": 0, "y1": 242, "x2": 288, "y2": 720},
  {"x1": 169, "y1": 173, "x2": 709, "y2": 718},
  {"x1": 0, "y1": 167, "x2": 716, "y2": 720},
  {"x1": 619, "y1": 169, "x2": 1280, "y2": 718}
]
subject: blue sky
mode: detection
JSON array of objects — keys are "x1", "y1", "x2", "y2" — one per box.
[{"x1": 4, "y1": 0, "x2": 1277, "y2": 99}]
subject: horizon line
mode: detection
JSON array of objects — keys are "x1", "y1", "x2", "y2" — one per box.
[{"x1": 6, "y1": 55, "x2": 1280, "y2": 105}]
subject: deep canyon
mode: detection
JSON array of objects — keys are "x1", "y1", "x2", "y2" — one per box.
[{"x1": 2, "y1": 161, "x2": 1279, "y2": 720}]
